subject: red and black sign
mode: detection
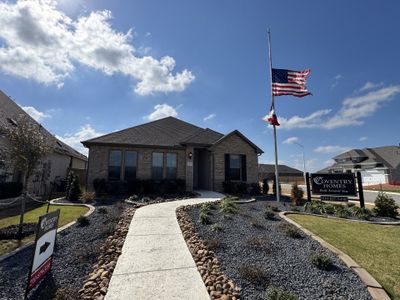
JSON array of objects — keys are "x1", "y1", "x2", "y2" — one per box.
[{"x1": 26, "y1": 209, "x2": 60, "y2": 296}]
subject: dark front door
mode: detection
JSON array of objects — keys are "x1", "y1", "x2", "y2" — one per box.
[{"x1": 193, "y1": 149, "x2": 210, "y2": 190}]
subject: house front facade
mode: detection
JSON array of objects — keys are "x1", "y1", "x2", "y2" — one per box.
[
  {"x1": 319, "y1": 146, "x2": 400, "y2": 185},
  {"x1": 82, "y1": 117, "x2": 263, "y2": 192}
]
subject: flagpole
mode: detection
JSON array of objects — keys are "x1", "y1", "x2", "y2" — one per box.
[{"x1": 267, "y1": 29, "x2": 281, "y2": 202}]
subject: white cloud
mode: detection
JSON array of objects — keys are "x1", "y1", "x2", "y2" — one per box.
[
  {"x1": 0, "y1": 0, "x2": 194, "y2": 95},
  {"x1": 359, "y1": 136, "x2": 368, "y2": 141},
  {"x1": 282, "y1": 137, "x2": 299, "y2": 144},
  {"x1": 331, "y1": 74, "x2": 341, "y2": 89},
  {"x1": 314, "y1": 145, "x2": 349, "y2": 154},
  {"x1": 203, "y1": 113, "x2": 216, "y2": 121},
  {"x1": 278, "y1": 84, "x2": 400, "y2": 130},
  {"x1": 144, "y1": 103, "x2": 178, "y2": 121},
  {"x1": 20, "y1": 105, "x2": 51, "y2": 122},
  {"x1": 56, "y1": 124, "x2": 103, "y2": 155},
  {"x1": 324, "y1": 159, "x2": 335, "y2": 165},
  {"x1": 359, "y1": 81, "x2": 384, "y2": 92},
  {"x1": 278, "y1": 109, "x2": 332, "y2": 130}
]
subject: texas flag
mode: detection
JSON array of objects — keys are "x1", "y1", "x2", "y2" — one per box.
[{"x1": 263, "y1": 107, "x2": 280, "y2": 126}]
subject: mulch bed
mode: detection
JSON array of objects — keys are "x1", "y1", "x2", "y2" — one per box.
[
  {"x1": 185, "y1": 200, "x2": 373, "y2": 300},
  {"x1": 0, "y1": 200, "x2": 130, "y2": 299}
]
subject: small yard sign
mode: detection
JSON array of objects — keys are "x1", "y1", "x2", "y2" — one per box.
[
  {"x1": 26, "y1": 209, "x2": 60, "y2": 296},
  {"x1": 311, "y1": 173, "x2": 357, "y2": 196}
]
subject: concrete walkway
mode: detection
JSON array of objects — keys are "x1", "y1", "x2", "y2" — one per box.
[{"x1": 105, "y1": 191, "x2": 224, "y2": 300}]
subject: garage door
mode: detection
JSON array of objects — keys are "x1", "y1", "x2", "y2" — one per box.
[{"x1": 361, "y1": 170, "x2": 387, "y2": 185}]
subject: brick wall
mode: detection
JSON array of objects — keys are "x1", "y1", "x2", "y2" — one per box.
[
  {"x1": 87, "y1": 145, "x2": 186, "y2": 191},
  {"x1": 211, "y1": 133, "x2": 259, "y2": 192}
]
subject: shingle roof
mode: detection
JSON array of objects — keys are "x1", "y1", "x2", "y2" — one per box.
[
  {"x1": 259, "y1": 164, "x2": 303, "y2": 175},
  {"x1": 0, "y1": 90, "x2": 87, "y2": 161},
  {"x1": 82, "y1": 117, "x2": 263, "y2": 153},
  {"x1": 82, "y1": 117, "x2": 222, "y2": 148}
]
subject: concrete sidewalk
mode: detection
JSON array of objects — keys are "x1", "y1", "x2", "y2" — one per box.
[{"x1": 105, "y1": 191, "x2": 224, "y2": 300}]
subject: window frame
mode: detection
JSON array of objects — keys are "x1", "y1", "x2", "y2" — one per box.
[
  {"x1": 108, "y1": 149, "x2": 122, "y2": 181},
  {"x1": 124, "y1": 150, "x2": 138, "y2": 181},
  {"x1": 151, "y1": 152, "x2": 164, "y2": 180},
  {"x1": 229, "y1": 154, "x2": 242, "y2": 181},
  {"x1": 166, "y1": 152, "x2": 178, "y2": 179}
]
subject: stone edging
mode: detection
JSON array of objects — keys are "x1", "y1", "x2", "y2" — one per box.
[
  {"x1": 177, "y1": 204, "x2": 241, "y2": 300},
  {"x1": 279, "y1": 211, "x2": 391, "y2": 300},
  {"x1": 285, "y1": 211, "x2": 400, "y2": 225},
  {"x1": 0, "y1": 198, "x2": 95, "y2": 263}
]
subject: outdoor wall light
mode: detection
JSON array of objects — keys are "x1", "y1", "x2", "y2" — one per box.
[{"x1": 188, "y1": 152, "x2": 193, "y2": 159}]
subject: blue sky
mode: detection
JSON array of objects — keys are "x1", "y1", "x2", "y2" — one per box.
[{"x1": 1, "y1": 0, "x2": 399, "y2": 172}]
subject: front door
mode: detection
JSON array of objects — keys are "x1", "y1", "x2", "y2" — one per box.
[{"x1": 193, "y1": 149, "x2": 210, "y2": 190}]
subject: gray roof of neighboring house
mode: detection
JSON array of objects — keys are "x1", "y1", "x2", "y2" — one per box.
[
  {"x1": 82, "y1": 116, "x2": 263, "y2": 153},
  {"x1": 0, "y1": 90, "x2": 87, "y2": 161},
  {"x1": 259, "y1": 164, "x2": 303, "y2": 175},
  {"x1": 323, "y1": 146, "x2": 400, "y2": 172}
]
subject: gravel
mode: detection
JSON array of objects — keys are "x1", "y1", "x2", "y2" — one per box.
[
  {"x1": 0, "y1": 200, "x2": 128, "y2": 300},
  {"x1": 186, "y1": 200, "x2": 373, "y2": 300}
]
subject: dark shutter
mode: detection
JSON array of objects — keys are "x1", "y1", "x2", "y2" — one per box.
[
  {"x1": 224, "y1": 154, "x2": 230, "y2": 181},
  {"x1": 241, "y1": 154, "x2": 247, "y2": 181}
]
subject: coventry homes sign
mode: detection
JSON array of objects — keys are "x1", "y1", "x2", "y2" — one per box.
[{"x1": 311, "y1": 173, "x2": 357, "y2": 196}]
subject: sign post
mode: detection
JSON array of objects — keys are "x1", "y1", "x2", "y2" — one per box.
[
  {"x1": 356, "y1": 171, "x2": 365, "y2": 208},
  {"x1": 25, "y1": 209, "x2": 60, "y2": 297}
]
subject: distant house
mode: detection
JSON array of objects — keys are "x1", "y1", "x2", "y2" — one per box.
[
  {"x1": 82, "y1": 117, "x2": 263, "y2": 192},
  {"x1": 0, "y1": 90, "x2": 87, "y2": 196},
  {"x1": 318, "y1": 146, "x2": 400, "y2": 185},
  {"x1": 259, "y1": 164, "x2": 304, "y2": 184}
]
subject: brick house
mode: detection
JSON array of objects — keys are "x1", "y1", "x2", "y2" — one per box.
[{"x1": 82, "y1": 117, "x2": 263, "y2": 192}]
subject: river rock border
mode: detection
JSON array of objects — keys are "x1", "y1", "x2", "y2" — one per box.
[
  {"x1": 280, "y1": 211, "x2": 391, "y2": 300},
  {"x1": 177, "y1": 204, "x2": 241, "y2": 300},
  {"x1": 78, "y1": 207, "x2": 136, "y2": 300}
]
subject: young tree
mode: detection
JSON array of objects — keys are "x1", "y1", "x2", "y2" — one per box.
[{"x1": 1, "y1": 117, "x2": 52, "y2": 238}]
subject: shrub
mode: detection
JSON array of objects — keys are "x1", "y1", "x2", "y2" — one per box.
[
  {"x1": 346, "y1": 202, "x2": 356, "y2": 208},
  {"x1": 77, "y1": 215, "x2": 89, "y2": 226},
  {"x1": 220, "y1": 197, "x2": 238, "y2": 214},
  {"x1": 351, "y1": 206, "x2": 371, "y2": 220},
  {"x1": 265, "y1": 286, "x2": 298, "y2": 300},
  {"x1": 333, "y1": 205, "x2": 350, "y2": 218},
  {"x1": 210, "y1": 224, "x2": 223, "y2": 232},
  {"x1": 249, "y1": 182, "x2": 262, "y2": 195},
  {"x1": 65, "y1": 171, "x2": 73, "y2": 198},
  {"x1": 238, "y1": 264, "x2": 268, "y2": 284},
  {"x1": 262, "y1": 179, "x2": 270, "y2": 195},
  {"x1": 200, "y1": 203, "x2": 211, "y2": 214},
  {"x1": 97, "y1": 207, "x2": 108, "y2": 214},
  {"x1": 278, "y1": 222, "x2": 302, "y2": 238},
  {"x1": 324, "y1": 204, "x2": 335, "y2": 215},
  {"x1": 223, "y1": 181, "x2": 248, "y2": 194},
  {"x1": 199, "y1": 211, "x2": 210, "y2": 224},
  {"x1": 66, "y1": 174, "x2": 81, "y2": 201},
  {"x1": 264, "y1": 208, "x2": 276, "y2": 220},
  {"x1": 81, "y1": 191, "x2": 95, "y2": 203},
  {"x1": 374, "y1": 191, "x2": 399, "y2": 218},
  {"x1": 272, "y1": 178, "x2": 281, "y2": 196},
  {"x1": 309, "y1": 253, "x2": 333, "y2": 270},
  {"x1": 246, "y1": 235, "x2": 270, "y2": 250},
  {"x1": 250, "y1": 219, "x2": 266, "y2": 229},
  {"x1": 204, "y1": 238, "x2": 224, "y2": 250},
  {"x1": 290, "y1": 183, "x2": 304, "y2": 206},
  {"x1": 0, "y1": 182, "x2": 23, "y2": 199}
]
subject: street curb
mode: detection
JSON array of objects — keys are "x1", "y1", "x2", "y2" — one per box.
[
  {"x1": 280, "y1": 211, "x2": 391, "y2": 300},
  {"x1": 0, "y1": 198, "x2": 95, "y2": 263}
]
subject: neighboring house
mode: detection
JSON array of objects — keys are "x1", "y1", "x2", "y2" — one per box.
[
  {"x1": 82, "y1": 117, "x2": 263, "y2": 192},
  {"x1": 318, "y1": 146, "x2": 400, "y2": 185},
  {"x1": 259, "y1": 164, "x2": 304, "y2": 184},
  {"x1": 0, "y1": 90, "x2": 87, "y2": 196}
]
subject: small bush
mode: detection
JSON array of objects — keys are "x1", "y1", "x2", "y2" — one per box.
[
  {"x1": 324, "y1": 204, "x2": 335, "y2": 215},
  {"x1": 204, "y1": 238, "x2": 224, "y2": 250},
  {"x1": 346, "y1": 202, "x2": 356, "y2": 208},
  {"x1": 262, "y1": 179, "x2": 270, "y2": 195},
  {"x1": 77, "y1": 215, "x2": 90, "y2": 226},
  {"x1": 246, "y1": 235, "x2": 270, "y2": 250},
  {"x1": 374, "y1": 191, "x2": 399, "y2": 218},
  {"x1": 264, "y1": 207, "x2": 276, "y2": 220},
  {"x1": 81, "y1": 191, "x2": 95, "y2": 203},
  {"x1": 223, "y1": 181, "x2": 248, "y2": 194},
  {"x1": 333, "y1": 205, "x2": 350, "y2": 218},
  {"x1": 0, "y1": 182, "x2": 23, "y2": 199},
  {"x1": 93, "y1": 178, "x2": 107, "y2": 194},
  {"x1": 351, "y1": 206, "x2": 371, "y2": 220},
  {"x1": 66, "y1": 173, "x2": 81, "y2": 201},
  {"x1": 290, "y1": 183, "x2": 304, "y2": 206},
  {"x1": 200, "y1": 203, "x2": 211, "y2": 214},
  {"x1": 265, "y1": 286, "x2": 298, "y2": 300},
  {"x1": 220, "y1": 197, "x2": 238, "y2": 214},
  {"x1": 210, "y1": 224, "x2": 223, "y2": 232},
  {"x1": 278, "y1": 222, "x2": 302, "y2": 238},
  {"x1": 272, "y1": 178, "x2": 281, "y2": 196},
  {"x1": 250, "y1": 219, "x2": 266, "y2": 229},
  {"x1": 249, "y1": 182, "x2": 262, "y2": 195},
  {"x1": 97, "y1": 207, "x2": 108, "y2": 214},
  {"x1": 310, "y1": 253, "x2": 333, "y2": 270},
  {"x1": 238, "y1": 264, "x2": 268, "y2": 284},
  {"x1": 199, "y1": 211, "x2": 210, "y2": 224}
]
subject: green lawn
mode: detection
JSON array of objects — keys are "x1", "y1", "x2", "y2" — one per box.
[
  {"x1": 288, "y1": 214, "x2": 400, "y2": 300},
  {"x1": 0, "y1": 204, "x2": 89, "y2": 256}
]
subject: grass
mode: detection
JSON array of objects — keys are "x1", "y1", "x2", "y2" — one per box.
[
  {"x1": 0, "y1": 204, "x2": 89, "y2": 256},
  {"x1": 288, "y1": 214, "x2": 400, "y2": 300}
]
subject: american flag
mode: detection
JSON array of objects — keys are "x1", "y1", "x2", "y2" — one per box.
[{"x1": 272, "y1": 68, "x2": 312, "y2": 97}]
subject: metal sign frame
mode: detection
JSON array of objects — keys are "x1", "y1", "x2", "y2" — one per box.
[{"x1": 25, "y1": 209, "x2": 60, "y2": 297}]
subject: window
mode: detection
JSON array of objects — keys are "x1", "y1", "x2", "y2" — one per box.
[
  {"x1": 229, "y1": 154, "x2": 241, "y2": 180},
  {"x1": 124, "y1": 151, "x2": 137, "y2": 181},
  {"x1": 166, "y1": 153, "x2": 177, "y2": 179},
  {"x1": 108, "y1": 150, "x2": 122, "y2": 180},
  {"x1": 152, "y1": 152, "x2": 164, "y2": 180}
]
